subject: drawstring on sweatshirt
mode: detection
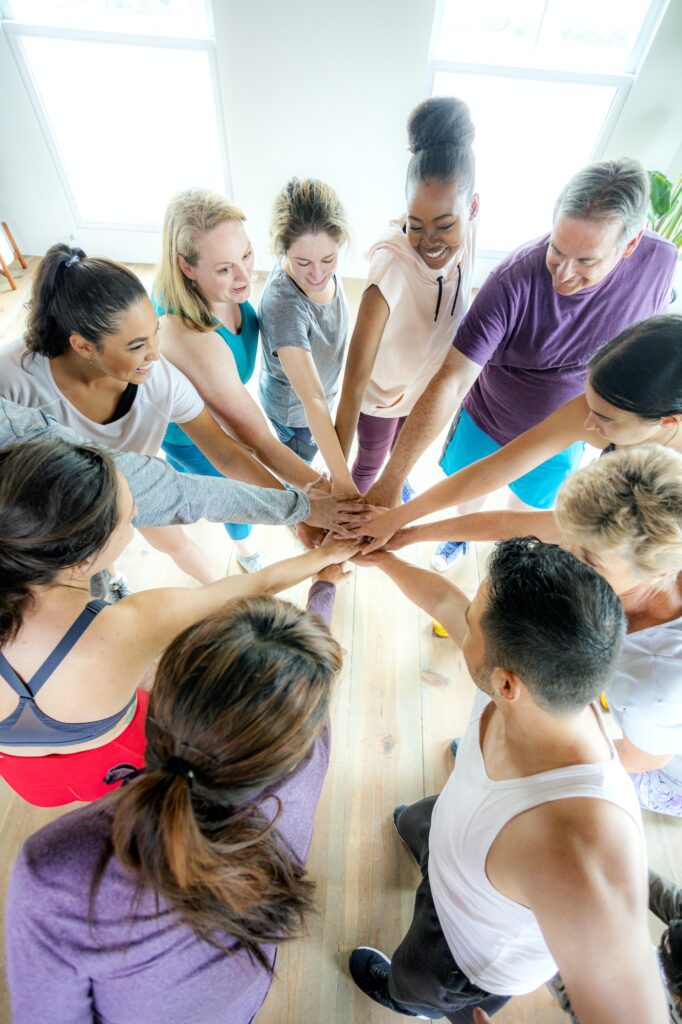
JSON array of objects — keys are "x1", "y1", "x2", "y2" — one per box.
[
  {"x1": 433, "y1": 263, "x2": 462, "y2": 322},
  {"x1": 434, "y1": 276, "x2": 443, "y2": 322},
  {"x1": 450, "y1": 263, "x2": 462, "y2": 317}
]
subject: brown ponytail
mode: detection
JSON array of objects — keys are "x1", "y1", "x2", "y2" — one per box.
[{"x1": 105, "y1": 596, "x2": 342, "y2": 967}]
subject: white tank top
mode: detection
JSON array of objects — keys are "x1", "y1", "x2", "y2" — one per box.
[{"x1": 428, "y1": 691, "x2": 645, "y2": 996}]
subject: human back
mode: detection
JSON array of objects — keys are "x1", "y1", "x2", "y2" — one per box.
[{"x1": 5, "y1": 596, "x2": 343, "y2": 1024}]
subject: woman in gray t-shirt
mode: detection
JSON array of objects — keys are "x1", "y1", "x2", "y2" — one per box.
[{"x1": 258, "y1": 178, "x2": 358, "y2": 497}]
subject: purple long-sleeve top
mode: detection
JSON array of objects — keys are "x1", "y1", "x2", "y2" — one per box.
[{"x1": 5, "y1": 583, "x2": 336, "y2": 1024}]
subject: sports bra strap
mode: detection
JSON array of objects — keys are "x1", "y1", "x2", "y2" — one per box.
[{"x1": 0, "y1": 599, "x2": 109, "y2": 698}]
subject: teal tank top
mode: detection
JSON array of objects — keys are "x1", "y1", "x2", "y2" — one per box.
[{"x1": 154, "y1": 293, "x2": 259, "y2": 447}]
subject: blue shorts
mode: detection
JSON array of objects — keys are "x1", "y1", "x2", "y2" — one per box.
[
  {"x1": 268, "y1": 417, "x2": 318, "y2": 464},
  {"x1": 439, "y1": 408, "x2": 584, "y2": 510}
]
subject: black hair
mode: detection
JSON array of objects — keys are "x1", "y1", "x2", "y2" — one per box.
[
  {"x1": 406, "y1": 96, "x2": 475, "y2": 196},
  {"x1": 660, "y1": 921, "x2": 682, "y2": 1012},
  {"x1": 480, "y1": 538, "x2": 625, "y2": 714},
  {"x1": 588, "y1": 315, "x2": 682, "y2": 420},
  {"x1": 24, "y1": 243, "x2": 148, "y2": 359},
  {"x1": 0, "y1": 437, "x2": 119, "y2": 645}
]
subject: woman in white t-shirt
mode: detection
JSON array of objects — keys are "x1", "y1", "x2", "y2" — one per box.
[
  {"x1": 335, "y1": 96, "x2": 478, "y2": 498},
  {"x1": 0, "y1": 245, "x2": 284, "y2": 584}
]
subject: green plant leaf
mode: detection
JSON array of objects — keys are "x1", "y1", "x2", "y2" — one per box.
[{"x1": 649, "y1": 170, "x2": 673, "y2": 220}]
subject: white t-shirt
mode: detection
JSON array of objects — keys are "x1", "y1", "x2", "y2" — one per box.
[
  {"x1": 0, "y1": 340, "x2": 204, "y2": 456},
  {"x1": 607, "y1": 614, "x2": 682, "y2": 791},
  {"x1": 360, "y1": 217, "x2": 476, "y2": 418}
]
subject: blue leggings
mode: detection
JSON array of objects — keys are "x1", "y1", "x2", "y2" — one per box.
[{"x1": 161, "y1": 440, "x2": 252, "y2": 542}]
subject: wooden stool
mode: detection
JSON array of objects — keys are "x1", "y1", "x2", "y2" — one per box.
[{"x1": 0, "y1": 223, "x2": 28, "y2": 291}]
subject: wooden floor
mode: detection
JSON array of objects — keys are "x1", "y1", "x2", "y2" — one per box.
[{"x1": 1, "y1": 261, "x2": 681, "y2": 1023}]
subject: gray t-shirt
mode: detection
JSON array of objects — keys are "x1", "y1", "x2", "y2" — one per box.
[
  {"x1": 258, "y1": 262, "x2": 348, "y2": 428},
  {"x1": 607, "y1": 614, "x2": 682, "y2": 791}
]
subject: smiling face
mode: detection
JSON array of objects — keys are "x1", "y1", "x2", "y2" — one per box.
[
  {"x1": 284, "y1": 232, "x2": 340, "y2": 294},
  {"x1": 71, "y1": 296, "x2": 161, "y2": 384},
  {"x1": 583, "y1": 380, "x2": 677, "y2": 446},
  {"x1": 406, "y1": 177, "x2": 478, "y2": 270},
  {"x1": 179, "y1": 219, "x2": 254, "y2": 306},
  {"x1": 545, "y1": 216, "x2": 636, "y2": 296}
]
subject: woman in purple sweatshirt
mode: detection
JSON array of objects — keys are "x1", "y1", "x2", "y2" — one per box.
[{"x1": 5, "y1": 592, "x2": 342, "y2": 1024}]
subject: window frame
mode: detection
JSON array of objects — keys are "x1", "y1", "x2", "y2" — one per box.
[
  {"x1": 426, "y1": 0, "x2": 670, "y2": 257},
  {"x1": 2, "y1": 14, "x2": 232, "y2": 232}
]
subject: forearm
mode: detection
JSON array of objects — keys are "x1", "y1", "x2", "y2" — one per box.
[
  {"x1": 335, "y1": 384, "x2": 363, "y2": 460},
  {"x1": 201, "y1": 436, "x2": 287, "y2": 490},
  {"x1": 371, "y1": 551, "x2": 468, "y2": 644},
  {"x1": 399, "y1": 510, "x2": 558, "y2": 545},
  {"x1": 306, "y1": 396, "x2": 355, "y2": 491},
  {"x1": 614, "y1": 737, "x2": 672, "y2": 773}
]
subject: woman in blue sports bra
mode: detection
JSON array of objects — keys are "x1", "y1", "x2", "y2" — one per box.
[
  {"x1": 155, "y1": 188, "x2": 330, "y2": 571},
  {"x1": 0, "y1": 436, "x2": 358, "y2": 806}
]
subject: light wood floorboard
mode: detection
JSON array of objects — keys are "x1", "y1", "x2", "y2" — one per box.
[{"x1": 0, "y1": 263, "x2": 680, "y2": 1023}]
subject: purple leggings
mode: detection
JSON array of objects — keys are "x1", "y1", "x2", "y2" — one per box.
[{"x1": 351, "y1": 412, "x2": 406, "y2": 495}]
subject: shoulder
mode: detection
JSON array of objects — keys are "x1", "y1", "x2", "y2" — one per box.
[
  {"x1": 493, "y1": 234, "x2": 549, "y2": 285},
  {"x1": 0, "y1": 338, "x2": 40, "y2": 376},
  {"x1": 260, "y1": 264, "x2": 300, "y2": 310},
  {"x1": 13, "y1": 804, "x2": 111, "y2": 901},
  {"x1": 632, "y1": 229, "x2": 678, "y2": 270}
]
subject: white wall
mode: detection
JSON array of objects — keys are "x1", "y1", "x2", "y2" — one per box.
[{"x1": 0, "y1": 0, "x2": 679, "y2": 279}]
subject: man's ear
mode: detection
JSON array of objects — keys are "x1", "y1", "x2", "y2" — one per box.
[
  {"x1": 490, "y1": 666, "x2": 524, "y2": 705},
  {"x1": 621, "y1": 229, "x2": 644, "y2": 259}
]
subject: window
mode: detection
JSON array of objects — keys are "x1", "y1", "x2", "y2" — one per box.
[
  {"x1": 428, "y1": 0, "x2": 669, "y2": 253},
  {"x1": 3, "y1": 0, "x2": 228, "y2": 229}
]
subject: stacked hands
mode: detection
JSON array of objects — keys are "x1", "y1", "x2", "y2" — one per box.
[{"x1": 298, "y1": 473, "x2": 416, "y2": 556}]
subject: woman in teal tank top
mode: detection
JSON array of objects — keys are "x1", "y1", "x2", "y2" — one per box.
[{"x1": 155, "y1": 189, "x2": 326, "y2": 571}]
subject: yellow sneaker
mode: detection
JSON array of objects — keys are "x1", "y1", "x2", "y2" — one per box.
[{"x1": 432, "y1": 619, "x2": 449, "y2": 638}]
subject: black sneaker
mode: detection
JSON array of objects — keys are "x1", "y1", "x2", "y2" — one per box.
[
  {"x1": 348, "y1": 947, "x2": 443, "y2": 1019},
  {"x1": 393, "y1": 805, "x2": 420, "y2": 865}
]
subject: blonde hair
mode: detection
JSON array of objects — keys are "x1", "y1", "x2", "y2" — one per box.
[
  {"x1": 270, "y1": 177, "x2": 350, "y2": 257},
  {"x1": 555, "y1": 446, "x2": 682, "y2": 579},
  {"x1": 155, "y1": 188, "x2": 246, "y2": 332}
]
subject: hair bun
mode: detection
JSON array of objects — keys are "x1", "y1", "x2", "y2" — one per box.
[{"x1": 407, "y1": 96, "x2": 475, "y2": 153}]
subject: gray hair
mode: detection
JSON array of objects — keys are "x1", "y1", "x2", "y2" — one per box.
[{"x1": 555, "y1": 158, "x2": 650, "y2": 247}]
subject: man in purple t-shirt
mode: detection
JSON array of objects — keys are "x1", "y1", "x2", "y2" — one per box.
[{"x1": 364, "y1": 158, "x2": 677, "y2": 569}]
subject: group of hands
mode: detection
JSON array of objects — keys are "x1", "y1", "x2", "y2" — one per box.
[{"x1": 298, "y1": 475, "x2": 420, "y2": 575}]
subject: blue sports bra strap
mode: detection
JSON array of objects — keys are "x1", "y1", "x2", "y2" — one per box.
[
  {"x1": 0, "y1": 653, "x2": 28, "y2": 696},
  {"x1": 28, "y1": 599, "x2": 109, "y2": 696}
]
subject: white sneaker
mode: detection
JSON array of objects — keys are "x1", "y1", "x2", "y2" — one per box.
[{"x1": 236, "y1": 551, "x2": 269, "y2": 573}]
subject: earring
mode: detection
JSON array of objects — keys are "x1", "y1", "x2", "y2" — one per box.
[{"x1": 191, "y1": 280, "x2": 197, "y2": 290}]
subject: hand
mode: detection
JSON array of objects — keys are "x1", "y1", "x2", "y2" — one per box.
[
  {"x1": 304, "y1": 473, "x2": 332, "y2": 494},
  {"x1": 473, "y1": 1009, "x2": 492, "y2": 1024},
  {"x1": 350, "y1": 550, "x2": 389, "y2": 568},
  {"x1": 383, "y1": 526, "x2": 418, "y2": 552},
  {"x1": 318, "y1": 532, "x2": 361, "y2": 564},
  {"x1": 314, "y1": 562, "x2": 353, "y2": 586},
  {"x1": 331, "y1": 473, "x2": 362, "y2": 500},
  {"x1": 365, "y1": 476, "x2": 402, "y2": 510},
  {"x1": 306, "y1": 492, "x2": 371, "y2": 533},
  {"x1": 295, "y1": 522, "x2": 326, "y2": 549},
  {"x1": 353, "y1": 507, "x2": 405, "y2": 554}
]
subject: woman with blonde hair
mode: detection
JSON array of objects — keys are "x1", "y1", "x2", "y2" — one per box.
[
  {"x1": 155, "y1": 188, "x2": 342, "y2": 571},
  {"x1": 6, "y1": 592, "x2": 343, "y2": 1022},
  {"x1": 384, "y1": 445, "x2": 682, "y2": 815},
  {"x1": 258, "y1": 177, "x2": 357, "y2": 497}
]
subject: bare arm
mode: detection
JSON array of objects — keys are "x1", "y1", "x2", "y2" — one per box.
[
  {"x1": 615, "y1": 734, "x2": 673, "y2": 773},
  {"x1": 353, "y1": 550, "x2": 470, "y2": 645},
  {"x1": 160, "y1": 317, "x2": 320, "y2": 489},
  {"x1": 385, "y1": 509, "x2": 559, "y2": 550},
  {"x1": 278, "y1": 346, "x2": 358, "y2": 496},
  {"x1": 365, "y1": 345, "x2": 482, "y2": 508},
  {"x1": 490, "y1": 800, "x2": 668, "y2": 1024},
  {"x1": 358, "y1": 394, "x2": 590, "y2": 553},
  {"x1": 334, "y1": 285, "x2": 389, "y2": 457},
  {"x1": 181, "y1": 407, "x2": 286, "y2": 489}
]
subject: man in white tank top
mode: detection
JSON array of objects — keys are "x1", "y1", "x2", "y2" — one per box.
[{"x1": 349, "y1": 538, "x2": 668, "y2": 1023}]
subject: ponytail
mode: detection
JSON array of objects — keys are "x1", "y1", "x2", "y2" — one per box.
[
  {"x1": 0, "y1": 438, "x2": 119, "y2": 646},
  {"x1": 406, "y1": 96, "x2": 476, "y2": 195},
  {"x1": 24, "y1": 243, "x2": 147, "y2": 358},
  {"x1": 99, "y1": 598, "x2": 343, "y2": 965}
]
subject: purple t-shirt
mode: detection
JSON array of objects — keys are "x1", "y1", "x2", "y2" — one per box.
[
  {"x1": 5, "y1": 586, "x2": 336, "y2": 1024},
  {"x1": 455, "y1": 230, "x2": 676, "y2": 445}
]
